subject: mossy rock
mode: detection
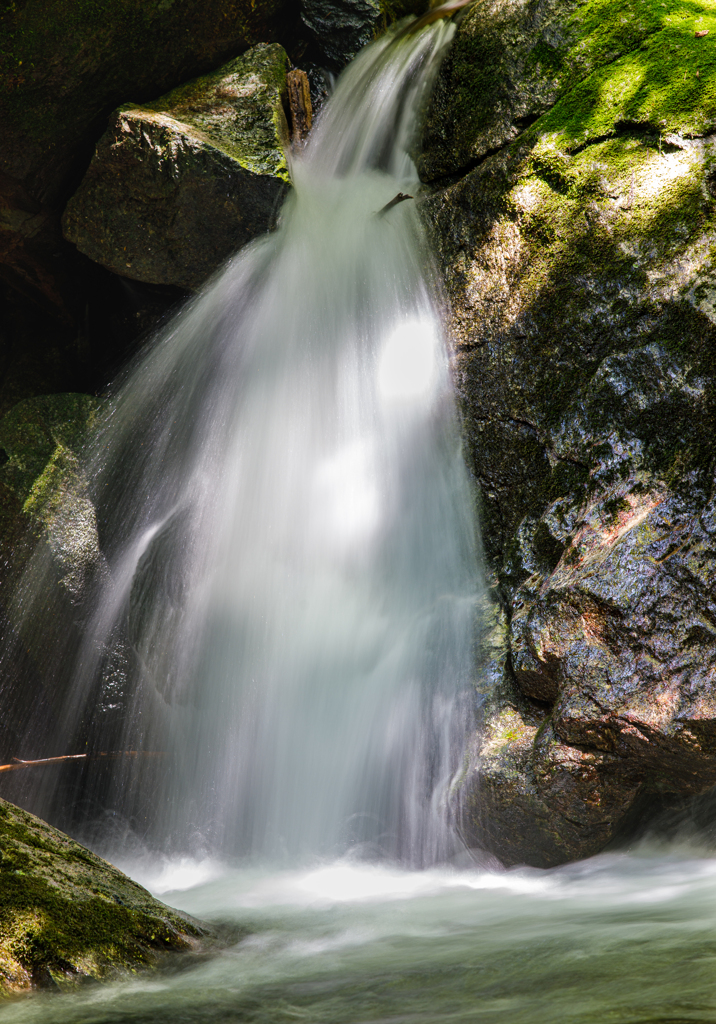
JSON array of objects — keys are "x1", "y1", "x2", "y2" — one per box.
[
  {"x1": 0, "y1": 393, "x2": 100, "y2": 603},
  {"x1": 420, "y1": 0, "x2": 716, "y2": 182},
  {"x1": 0, "y1": 796, "x2": 211, "y2": 994},
  {"x1": 0, "y1": 0, "x2": 297, "y2": 205},
  {"x1": 422, "y1": 0, "x2": 716, "y2": 864},
  {"x1": 62, "y1": 44, "x2": 291, "y2": 291}
]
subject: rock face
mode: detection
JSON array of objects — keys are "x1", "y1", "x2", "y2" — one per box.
[
  {"x1": 0, "y1": 394, "x2": 103, "y2": 759},
  {"x1": 62, "y1": 45, "x2": 291, "y2": 291},
  {"x1": 0, "y1": 394, "x2": 100, "y2": 602},
  {"x1": 301, "y1": 0, "x2": 383, "y2": 69},
  {"x1": 0, "y1": 796, "x2": 209, "y2": 994},
  {"x1": 421, "y1": 0, "x2": 716, "y2": 865}
]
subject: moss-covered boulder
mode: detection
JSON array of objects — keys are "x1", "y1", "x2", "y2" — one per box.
[
  {"x1": 0, "y1": 0, "x2": 296, "y2": 204},
  {"x1": 62, "y1": 45, "x2": 291, "y2": 291},
  {"x1": 0, "y1": 394, "x2": 100, "y2": 603},
  {"x1": 0, "y1": 796, "x2": 210, "y2": 994},
  {"x1": 422, "y1": 0, "x2": 716, "y2": 865}
]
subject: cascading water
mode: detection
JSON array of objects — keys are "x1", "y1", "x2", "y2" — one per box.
[
  {"x1": 4, "y1": 20, "x2": 716, "y2": 1024},
  {"x1": 3, "y1": 21, "x2": 480, "y2": 868}
]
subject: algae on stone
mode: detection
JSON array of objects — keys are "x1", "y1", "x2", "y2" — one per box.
[
  {"x1": 0, "y1": 394, "x2": 100, "y2": 603},
  {"x1": 62, "y1": 44, "x2": 292, "y2": 290}
]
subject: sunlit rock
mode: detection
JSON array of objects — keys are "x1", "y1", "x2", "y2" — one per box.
[
  {"x1": 62, "y1": 44, "x2": 291, "y2": 291},
  {"x1": 0, "y1": 797, "x2": 210, "y2": 995},
  {"x1": 423, "y1": 0, "x2": 716, "y2": 865}
]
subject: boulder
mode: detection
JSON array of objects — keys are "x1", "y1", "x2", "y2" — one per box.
[
  {"x1": 0, "y1": 0, "x2": 296, "y2": 205},
  {"x1": 301, "y1": 0, "x2": 383, "y2": 69},
  {"x1": 0, "y1": 796, "x2": 210, "y2": 994},
  {"x1": 62, "y1": 44, "x2": 292, "y2": 291},
  {"x1": 421, "y1": 0, "x2": 716, "y2": 865}
]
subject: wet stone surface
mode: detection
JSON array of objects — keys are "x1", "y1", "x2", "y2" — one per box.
[{"x1": 422, "y1": 0, "x2": 716, "y2": 865}]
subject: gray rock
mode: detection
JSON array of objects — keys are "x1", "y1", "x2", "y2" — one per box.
[
  {"x1": 422, "y1": 0, "x2": 716, "y2": 865},
  {"x1": 301, "y1": 0, "x2": 383, "y2": 70},
  {"x1": 62, "y1": 44, "x2": 291, "y2": 291}
]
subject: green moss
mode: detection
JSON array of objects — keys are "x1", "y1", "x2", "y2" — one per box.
[
  {"x1": 530, "y1": 8, "x2": 716, "y2": 149},
  {"x1": 0, "y1": 798, "x2": 210, "y2": 995},
  {"x1": 422, "y1": 0, "x2": 716, "y2": 180},
  {"x1": 138, "y1": 43, "x2": 291, "y2": 181},
  {"x1": 0, "y1": 394, "x2": 97, "y2": 504}
]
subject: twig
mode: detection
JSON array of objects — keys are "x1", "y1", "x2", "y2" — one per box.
[
  {"x1": 0, "y1": 751, "x2": 164, "y2": 773},
  {"x1": 376, "y1": 192, "x2": 413, "y2": 218}
]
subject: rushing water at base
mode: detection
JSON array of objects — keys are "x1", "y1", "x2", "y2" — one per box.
[{"x1": 5, "y1": 849, "x2": 716, "y2": 1023}]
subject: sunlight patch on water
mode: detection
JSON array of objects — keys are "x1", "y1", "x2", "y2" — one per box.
[{"x1": 377, "y1": 318, "x2": 439, "y2": 404}]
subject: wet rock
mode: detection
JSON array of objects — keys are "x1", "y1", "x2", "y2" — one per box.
[
  {"x1": 301, "y1": 0, "x2": 383, "y2": 70},
  {"x1": 422, "y1": 0, "x2": 716, "y2": 865},
  {"x1": 0, "y1": 0, "x2": 295, "y2": 206},
  {"x1": 62, "y1": 45, "x2": 291, "y2": 291},
  {"x1": 0, "y1": 796, "x2": 210, "y2": 995},
  {"x1": 0, "y1": 394, "x2": 100, "y2": 603}
]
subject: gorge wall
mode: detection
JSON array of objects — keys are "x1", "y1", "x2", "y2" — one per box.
[{"x1": 421, "y1": 0, "x2": 716, "y2": 866}]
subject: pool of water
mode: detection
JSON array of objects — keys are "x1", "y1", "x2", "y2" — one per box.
[{"x1": 4, "y1": 846, "x2": 716, "y2": 1023}]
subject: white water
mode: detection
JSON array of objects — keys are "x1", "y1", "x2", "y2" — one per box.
[
  {"x1": 8, "y1": 21, "x2": 479, "y2": 867},
  {"x1": 6, "y1": 850, "x2": 716, "y2": 1022}
]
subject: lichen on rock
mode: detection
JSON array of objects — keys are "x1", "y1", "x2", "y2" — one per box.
[
  {"x1": 422, "y1": 0, "x2": 716, "y2": 865},
  {"x1": 0, "y1": 797, "x2": 211, "y2": 995},
  {"x1": 62, "y1": 44, "x2": 292, "y2": 291}
]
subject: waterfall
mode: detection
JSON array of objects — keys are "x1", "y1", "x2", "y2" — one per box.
[{"x1": 3, "y1": 21, "x2": 481, "y2": 867}]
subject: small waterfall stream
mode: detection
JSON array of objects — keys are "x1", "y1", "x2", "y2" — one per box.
[{"x1": 6, "y1": 21, "x2": 480, "y2": 867}]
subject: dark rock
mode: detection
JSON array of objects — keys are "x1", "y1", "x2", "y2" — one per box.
[
  {"x1": 0, "y1": 0, "x2": 299, "y2": 312},
  {"x1": 0, "y1": 0, "x2": 296, "y2": 205},
  {"x1": 0, "y1": 796, "x2": 211, "y2": 995},
  {"x1": 422, "y1": 0, "x2": 716, "y2": 865},
  {"x1": 301, "y1": 0, "x2": 383, "y2": 70},
  {"x1": 62, "y1": 45, "x2": 291, "y2": 291}
]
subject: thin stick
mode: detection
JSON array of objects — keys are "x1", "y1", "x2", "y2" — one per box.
[
  {"x1": 397, "y1": 0, "x2": 475, "y2": 39},
  {"x1": 0, "y1": 751, "x2": 164, "y2": 773}
]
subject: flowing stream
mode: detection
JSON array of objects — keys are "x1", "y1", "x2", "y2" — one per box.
[
  {"x1": 4, "y1": 18, "x2": 716, "y2": 1024},
  {"x1": 5, "y1": 849, "x2": 716, "y2": 1023}
]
